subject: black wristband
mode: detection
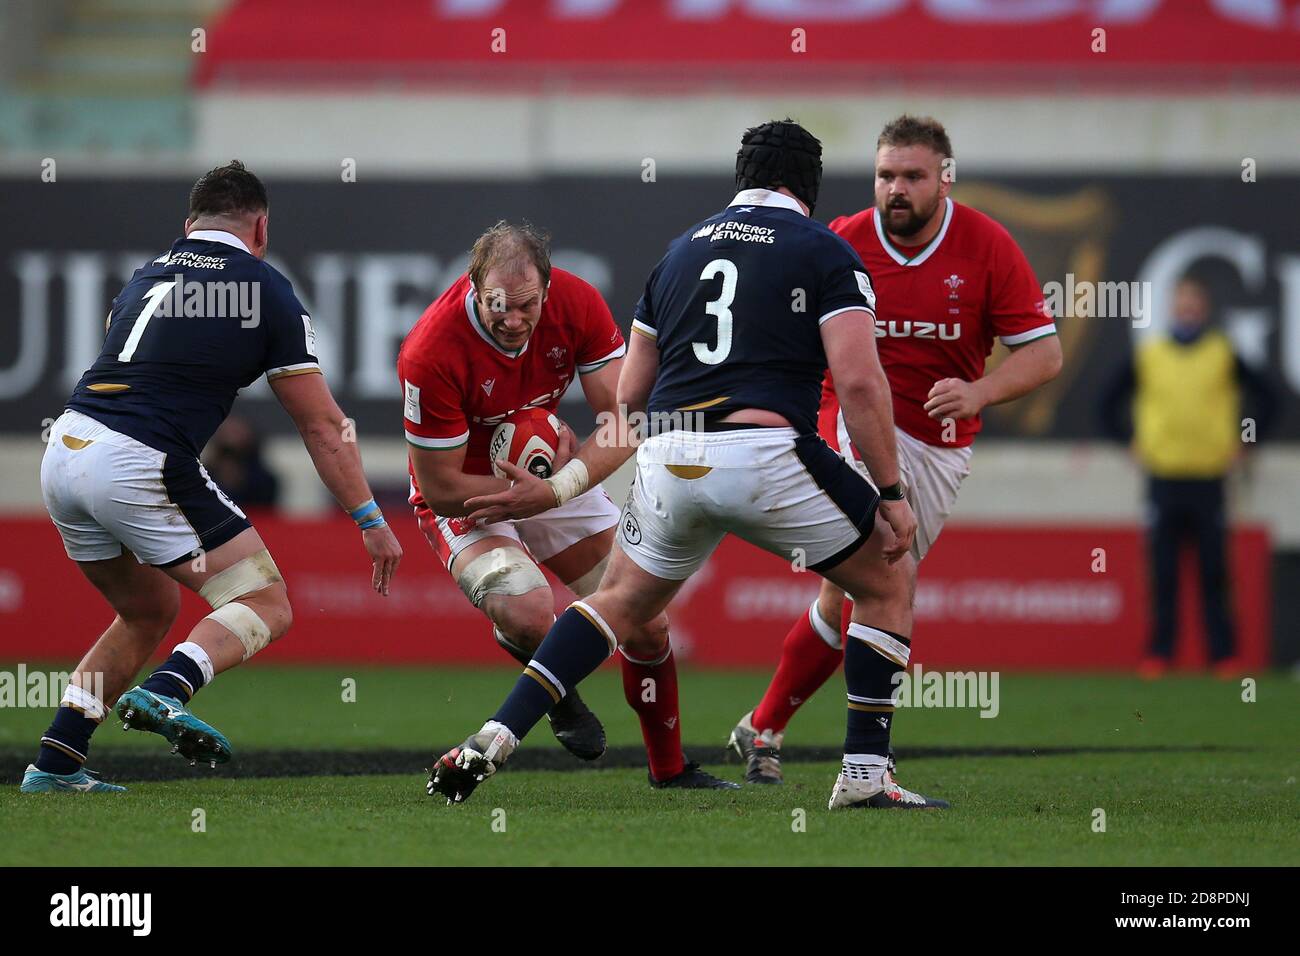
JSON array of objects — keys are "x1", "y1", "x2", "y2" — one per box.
[{"x1": 877, "y1": 482, "x2": 905, "y2": 501}]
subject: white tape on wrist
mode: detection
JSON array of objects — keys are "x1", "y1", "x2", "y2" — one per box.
[{"x1": 546, "y1": 459, "x2": 589, "y2": 506}]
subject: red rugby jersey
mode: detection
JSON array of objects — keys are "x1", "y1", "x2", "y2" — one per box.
[
  {"x1": 397, "y1": 269, "x2": 625, "y2": 512},
  {"x1": 825, "y1": 198, "x2": 1055, "y2": 448}
]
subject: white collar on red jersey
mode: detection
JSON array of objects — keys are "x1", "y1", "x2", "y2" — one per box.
[
  {"x1": 727, "y1": 188, "x2": 808, "y2": 217},
  {"x1": 186, "y1": 229, "x2": 252, "y2": 254},
  {"x1": 464, "y1": 286, "x2": 529, "y2": 359},
  {"x1": 873, "y1": 197, "x2": 954, "y2": 267}
]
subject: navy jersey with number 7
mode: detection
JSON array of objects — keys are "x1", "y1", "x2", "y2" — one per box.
[
  {"x1": 633, "y1": 188, "x2": 876, "y2": 435},
  {"x1": 66, "y1": 231, "x2": 320, "y2": 458}
]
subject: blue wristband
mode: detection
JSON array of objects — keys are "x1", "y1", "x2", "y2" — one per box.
[{"x1": 349, "y1": 499, "x2": 382, "y2": 527}]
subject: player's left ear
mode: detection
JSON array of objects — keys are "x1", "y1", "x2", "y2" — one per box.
[{"x1": 253, "y1": 213, "x2": 269, "y2": 257}]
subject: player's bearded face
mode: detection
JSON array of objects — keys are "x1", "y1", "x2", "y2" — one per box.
[
  {"x1": 477, "y1": 267, "x2": 546, "y2": 350},
  {"x1": 874, "y1": 145, "x2": 946, "y2": 239}
]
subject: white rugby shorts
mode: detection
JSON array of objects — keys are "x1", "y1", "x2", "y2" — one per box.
[
  {"x1": 41, "y1": 409, "x2": 250, "y2": 566},
  {"x1": 616, "y1": 425, "x2": 878, "y2": 581},
  {"x1": 835, "y1": 412, "x2": 972, "y2": 561}
]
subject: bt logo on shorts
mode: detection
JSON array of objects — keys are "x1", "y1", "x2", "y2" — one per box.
[
  {"x1": 621, "y1": 512, "x2": 642, "y2": 545},
  {"x1": 875, "y1": 319, "x2": 962, "y2": 341}
]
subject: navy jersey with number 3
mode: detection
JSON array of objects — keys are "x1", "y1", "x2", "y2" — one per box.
[
  {"x1": 66, "y1": 233, "x2": 320, "y2": 458},
  {"x1": 633, "y1": 189, "x2": 876, "y2": 434}
]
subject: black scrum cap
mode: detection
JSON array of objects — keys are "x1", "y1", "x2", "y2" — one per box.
[{"x1": 735, "y1": 119, "x2": 823, "y2": 214}]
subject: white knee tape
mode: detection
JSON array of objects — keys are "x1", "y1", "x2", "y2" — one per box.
[
  {"x1": 455, "y1": 547, "x2": 549, "y2": 608},
  {"x1": 847, "y1": 622, "x2": 910, "y2": 666},
  {"x1": 565, "y1": 555, "x2": 609, "y2": 599},
  {"x1": 199, "y1": 550, "x2": 283, "y2": 609},
  {"x1": 206, "y1": 602, "x2": 273, "y2": 661}
]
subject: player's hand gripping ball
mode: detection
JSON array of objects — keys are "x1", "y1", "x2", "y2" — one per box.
[{"x1": 489, "y1": 408, "x2": 562, "y2": 480}]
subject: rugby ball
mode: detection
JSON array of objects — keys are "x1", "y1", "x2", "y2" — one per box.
[{"x1": 489, "y1": 408, "x2": 563, "y2": 479}]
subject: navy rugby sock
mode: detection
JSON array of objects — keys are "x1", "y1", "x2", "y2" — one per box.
[
  {"x1": 36, "y1": 708, "x2": 98, "y2": 775},
  {"x1": 843, "y1": 622, "x2": 910, "y2": 760},
  {"x1": 493, "y1": 604, "x2": 614, "y2": 740},
  {"x1": 140, "y1": 649, "x2": 208, "y2": 703}
]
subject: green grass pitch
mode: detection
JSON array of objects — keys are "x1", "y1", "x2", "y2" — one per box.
[{"x1": 1, "y1": 665, "x2": 1295, "y2": 866}]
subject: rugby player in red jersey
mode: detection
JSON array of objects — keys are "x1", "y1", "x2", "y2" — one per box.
[
  {"x1": 399, "y1": 221, "x2": 733, "y2": 789},
  {"x1": 730, "y1": 116, "x2": 1063, "y2": 783}
]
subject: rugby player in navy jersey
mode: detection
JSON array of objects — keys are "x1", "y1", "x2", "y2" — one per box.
[
  {"x1": 22, "y1": 161, "x2": 402, "y2": 793},
  {"x1": 429, "y1": 121, "x2": 949, "y2": 810}
]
